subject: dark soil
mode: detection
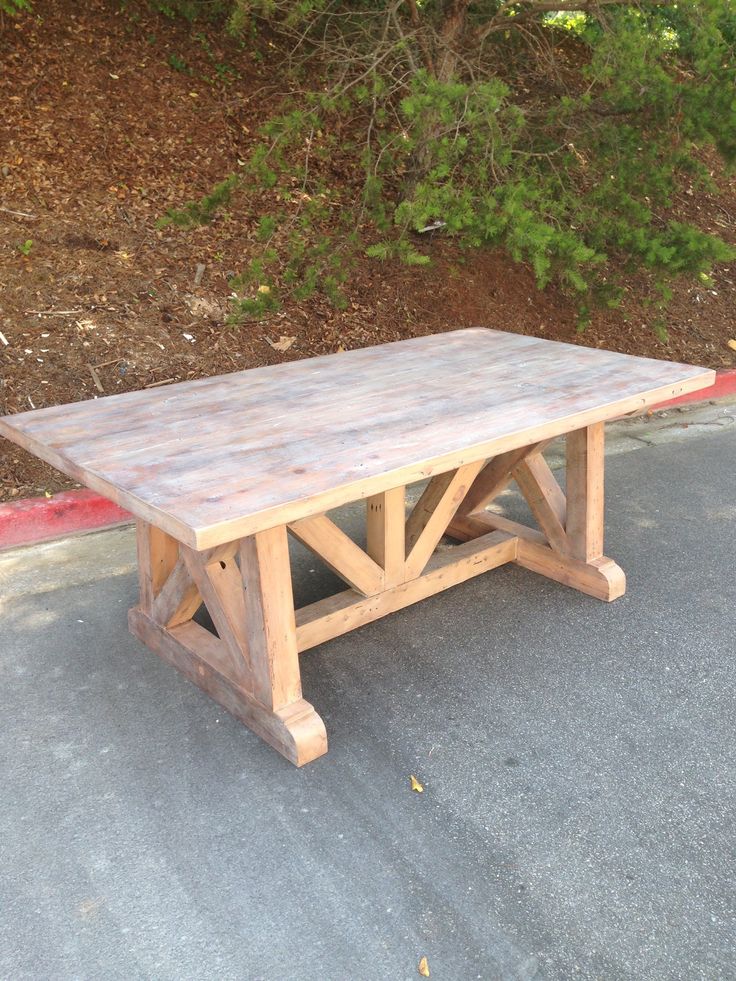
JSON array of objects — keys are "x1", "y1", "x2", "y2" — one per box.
[{"x1": 2, "y1": 0, "x2": 735, "y2": 501}]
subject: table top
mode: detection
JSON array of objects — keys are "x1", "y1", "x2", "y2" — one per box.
[{"x1": 0, "y1": 328, "x2": 714, "y2": 549}]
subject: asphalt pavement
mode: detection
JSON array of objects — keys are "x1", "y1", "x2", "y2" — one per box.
[{"x1": 0, "y1": 417, "x2": 734, "y2": 981}]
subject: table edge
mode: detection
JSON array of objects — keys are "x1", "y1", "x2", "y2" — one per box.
[
  {"x1": 193, "y1": 367, "x2": 715, "y2": 547},
  {"x1": 3, "y1": 367, "x2": 710, "y2": 550}
]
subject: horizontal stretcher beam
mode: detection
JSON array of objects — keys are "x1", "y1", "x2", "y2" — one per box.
[{"x1": 295, "y1": 529, "x2": 518, "y2": 652}]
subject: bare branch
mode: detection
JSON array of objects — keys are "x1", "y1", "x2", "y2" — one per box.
[{"x1": 404, "y1": 0, "x2": 435, "y2": 73}]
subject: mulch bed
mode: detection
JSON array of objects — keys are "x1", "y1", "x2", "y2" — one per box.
[{"x1": 2, "y1": 0, "x2": 735, "y2": 500}]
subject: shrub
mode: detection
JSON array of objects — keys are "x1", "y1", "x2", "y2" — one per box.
[
  {"x1": 0, "y1": 0, "x2": 31, "y2": 15},
  {"x1": 163, "y1": 1, "x2": 736, "y2": 323}
]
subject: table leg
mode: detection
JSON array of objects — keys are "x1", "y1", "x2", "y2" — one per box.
[
  {"x1": 565, "y1": 422, "x2": 605, "y2": 561},
  {"x1": 448, "y1": 426, "x2": 626, "y2": 601},
  {"x1": 366, "y1": 487, "x2": 406, "y2": 588},
  {"x1": 128, "y1": 521, "x2": 327, "y2": 766}
]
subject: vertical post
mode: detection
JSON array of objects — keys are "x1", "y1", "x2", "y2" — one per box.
[
  {"x1": 366, "y1": 486, "x2": 406, "y2": 587},
  {"x1": 136, "y1": 521, "x2": 179, "y2": 613},
  {"x1": 239, "y1": 525, "x2": 302, "y2": 712},
  {"x1": 565, "y1": 423, "x2": 605, "y2": 562}
]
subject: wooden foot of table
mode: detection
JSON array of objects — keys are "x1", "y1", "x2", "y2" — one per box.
[
  {"x1": 447, "y1": 512, "x2": 625, "y2": 601},
  {"x1": 131, "y1": 522, "x2": 327, "y2": 767},
  {"x1": 448, "y1": 423, "x2": 626, "y2": 602},
  {"x1": 128, "y1": 609, "x2": 327, "y2": 765}
]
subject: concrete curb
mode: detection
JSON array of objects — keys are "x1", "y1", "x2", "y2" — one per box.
[{"x1": 1, "y1": 369, "x2": 735, "y2": 552}]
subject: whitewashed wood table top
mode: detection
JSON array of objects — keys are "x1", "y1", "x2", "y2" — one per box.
[{"x1": 0, "y1": 328, "x2": 715, "y2": 549}]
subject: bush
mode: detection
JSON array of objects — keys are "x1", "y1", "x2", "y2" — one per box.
[
  {"x1": 163, "y1": 1, "x2": 736, "y2": 322},
  {"x1": 148, "y1": 0, "x2": 231, "y2": 21},
  {"x1": 0, "y1": 0, "x2": 31, "y2": 15}
]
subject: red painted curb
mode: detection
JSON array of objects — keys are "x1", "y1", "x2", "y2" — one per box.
[
  {"x1": 0, "y1": 489, "x2": 131, "y2": 550},
  {"x1": 1, "y1": 369, "x2": 734, "y2": 552}
]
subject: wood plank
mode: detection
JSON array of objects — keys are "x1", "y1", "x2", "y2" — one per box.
[
  {"x1": 295, "y1": 530, "x2": 518, "y2": 652},
  {"x1": 150, "y1": 555, "x2": 202, "y2": 628},
  {"x1": 447, "y1": 510, "x2": 624, "y2": 602},
  {"x1": 448, "y1": 511, "x2": 548, "y2": 546},
  {"x1": 405, "y1": 471, "x2": 455, "y2": 550},
  {"x1": 404, "y1": 460, "x2": 485, "y2": 580},
  {"x1": 512, "y1": 453, "x2": 569, "y2": 555},
  {"x1": 566, "y1": 423, "x2": 605, "y2": 561},
  {"x1": 128, "y1": 609, "x2": 327, "y2": 766},
  {"x1": 516, "y1": 539, "x2": 625, "y2": 602},
  {"x1": 136, "y1": 521, "x2": 178, "y2": 613},
  {"x1": 239, "y1": 526, "x2": 302, "y2": 712},
  {"x1": 133, "y1": 609, "x2": 236, "y2": 681},
  {"x1": 458, "y1": 442, "x2": 547, "y2": 516},
  {"x1": 0, "y1": 329, "x2": 715, "y2": 549},
  {"x1": 200, "y1": 541, "x2": 241, "y2": 566},
  {"x1": 181, "y1": 547, "x2": 251, "y2": 687},
  {"x1": 145, "y1": 538, "x2": 239, "y2": 628},
  {"x1": 288, "y1": 513, "x2": 385, "y2": 596},
  {"x1": 366, "y1": 487, "x2": 406, "y2": 587}
]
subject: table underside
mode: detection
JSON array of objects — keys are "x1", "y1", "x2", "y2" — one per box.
[{"x1": 129, "y1": 422, "x2": 624, "y2": 766}]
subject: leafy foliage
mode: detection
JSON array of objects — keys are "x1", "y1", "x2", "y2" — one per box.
[
  {"x1": 161, "y1": 1, "x2": 736, "y2": 325},
  {"x1": 157, "y1": 174, "x2": 239, "y2": 227},
  {"x1": 0, "y1": 0, "x2": 31, "y2": 15},
  {"x1": 147, "y1": 0, "x2": 231, "y2": 21}
]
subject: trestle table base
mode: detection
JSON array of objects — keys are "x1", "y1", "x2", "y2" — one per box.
[{"x1": 128, "y1": 423, "x2": 625, "y2": 766}]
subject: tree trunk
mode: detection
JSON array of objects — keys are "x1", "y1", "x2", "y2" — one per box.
[
  {"x1": 406, "y1": 0, "x2": 470, "y2": 189},
  {"x1": 436, "y1": 0, "x2": 470, "y2": 81}
]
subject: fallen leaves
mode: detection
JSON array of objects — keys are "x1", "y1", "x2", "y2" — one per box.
[
  {"x1": 410, "y1": 774, "x2": 424, "y2": 793},
  {"x1": 184, "y1": 295, "x2": 225, "y2": 319},
  {"x1": 727, "y1": 339, "x2": 736, "y2": 352},
  {"x1": 418, "y1": 955, "x2": 430, "y2": 976},
  {"x1": 266, "y1": 335, "x2": 296, "y2": 352}
]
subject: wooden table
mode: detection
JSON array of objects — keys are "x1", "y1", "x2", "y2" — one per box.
[{"x1": 0, "y1": 329, "x2": 715, "y2": 765}]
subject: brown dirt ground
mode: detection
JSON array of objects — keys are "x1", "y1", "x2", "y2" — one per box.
[{"x1": 2, "y1": 0, "x2": 736, "y2": 501}]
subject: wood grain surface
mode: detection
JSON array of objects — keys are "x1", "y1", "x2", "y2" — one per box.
[{"x1": 0, "y1": 328, "x2": 714, "y2": 549}]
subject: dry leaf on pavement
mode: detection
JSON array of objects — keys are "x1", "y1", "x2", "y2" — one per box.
[
  {"x1": 418, "y1": 955, "x2": 430, "y2": 976},
  {"x1": 410, "y1": 774, "x2": 424, "y2": 793}
]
